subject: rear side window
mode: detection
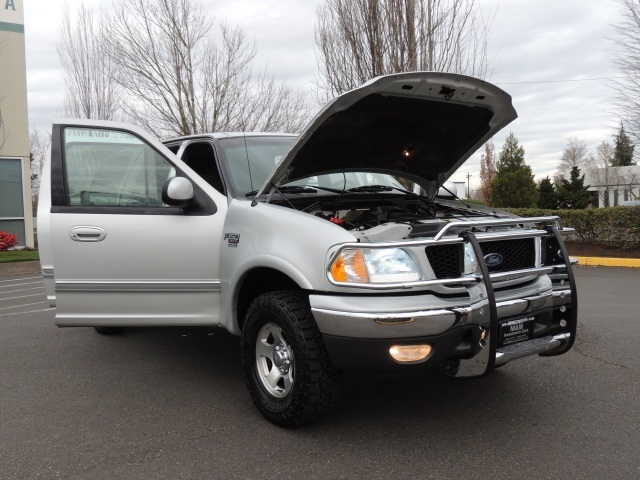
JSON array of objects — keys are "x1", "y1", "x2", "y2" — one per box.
[{"x1": 64, "y1": 128, "x2": 173, "y2": 207}]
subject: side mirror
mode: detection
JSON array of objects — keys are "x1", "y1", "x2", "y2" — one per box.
[{"x1": 162, "y1": 177, "x2": 194, "y2": 207}]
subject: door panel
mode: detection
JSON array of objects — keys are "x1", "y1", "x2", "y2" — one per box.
[{"x1": 49, "y1": 121, "x2": 225, "y2": 327}]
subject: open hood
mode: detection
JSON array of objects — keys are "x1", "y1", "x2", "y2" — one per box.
[{"x1": 260, "y1": 72, "x2": 517, "y2": 199}]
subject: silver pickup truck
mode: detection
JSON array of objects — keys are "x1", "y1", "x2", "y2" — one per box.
[{"x1": 38, "y1": 72, "x2": 577, "y2": 426}]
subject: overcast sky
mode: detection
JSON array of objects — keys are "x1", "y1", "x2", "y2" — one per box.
[{"x1": 23, "y1": 0, "x2": 625, "y2": 191}]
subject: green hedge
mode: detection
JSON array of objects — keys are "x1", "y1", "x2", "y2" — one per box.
[{"x1": 501, "y1": 206, "x2": 640, "y2": 249}]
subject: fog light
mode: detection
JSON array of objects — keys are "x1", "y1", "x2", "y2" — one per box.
[{"x1": 389, "y1": 344, "x2": 432, "y2": 363}]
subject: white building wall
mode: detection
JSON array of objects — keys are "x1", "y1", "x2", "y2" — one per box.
[
  {"x1": 0, "y1": 0, "x2": 33, "y2": 247},
  {"x1": 584, "y1": 165, "x2": 640, "y2": 208}
]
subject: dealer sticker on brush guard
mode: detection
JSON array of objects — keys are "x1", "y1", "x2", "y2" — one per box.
[{"x1": 499, "y1": 316, "x2": 534, "y2": 346}]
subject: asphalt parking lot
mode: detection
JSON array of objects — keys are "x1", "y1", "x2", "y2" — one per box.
[{"x1": 1, "y1": 266, "x2": 639, "y2": 479}]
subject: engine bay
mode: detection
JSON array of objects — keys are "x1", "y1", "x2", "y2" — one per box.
[{"x1": 281, "y1": 194, "x2": 504, "y2": 242}]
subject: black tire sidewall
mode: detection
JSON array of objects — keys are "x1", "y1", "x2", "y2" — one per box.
[
  {"x1": 242, "y1": 289, "x2": 343, "y2": 427},
  {"x1": 242, "y1": 294, "x2": 305, "y2": 415}
]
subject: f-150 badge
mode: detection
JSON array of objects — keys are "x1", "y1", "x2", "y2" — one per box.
[{"x1": 224, "y1": 233, "x2": 240, "y2": 247}]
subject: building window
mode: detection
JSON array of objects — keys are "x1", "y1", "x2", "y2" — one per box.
[{"x1": 0, "y1": 158, "x2": 26, "y2": 245}]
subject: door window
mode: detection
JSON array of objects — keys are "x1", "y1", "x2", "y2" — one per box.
[{"x1": 64, "y1": 128, "x2": 173, "y2": 207}]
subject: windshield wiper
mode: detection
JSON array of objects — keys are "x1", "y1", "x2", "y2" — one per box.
[
  {"x1": 245, "y1": 185, "x2": 318, "y2": 197},
  {"x1": 348, "y1": 184, "x2": 418, "y2": 195},
  {"x1": 313, "y1": 185, "x2": 346, "y2": 194},
  {"x1": 347, "y1": 185, "x2": 393, "y2": 193}
]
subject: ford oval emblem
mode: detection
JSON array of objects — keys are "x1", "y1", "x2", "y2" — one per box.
[{"x1": 484, "y1": 253, "x2": 503, "y2": 266}]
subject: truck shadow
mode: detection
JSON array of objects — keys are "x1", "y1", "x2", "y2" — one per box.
[{"x1": 75, "y1": 325, "x2": 560, "y2": 435}]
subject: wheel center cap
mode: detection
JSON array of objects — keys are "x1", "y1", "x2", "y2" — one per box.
[{"x1": 273, "y1": 343, "x2": 291, "y2": 374}]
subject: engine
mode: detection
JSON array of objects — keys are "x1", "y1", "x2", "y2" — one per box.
[{"x1": 306, "y1": 197, "x2": 502, "y2": 242}]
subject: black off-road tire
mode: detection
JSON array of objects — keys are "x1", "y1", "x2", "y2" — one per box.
[
  {"x1": 94, "y1": 326, "x2": 126, "y2": 335},
  {"x1": 241, "y1": 290, "x2": 341, "y2": 427}
]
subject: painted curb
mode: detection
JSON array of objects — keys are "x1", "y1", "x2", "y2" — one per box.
[{"x1": 573, "y1": 256, "x2": 640, "y2": 268}]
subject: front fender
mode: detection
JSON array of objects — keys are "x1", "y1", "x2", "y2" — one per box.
[
  {"x1": 221, "y1": 254, "x2": 315, "y2": 334},
  {"x1": 219, "y1": 200, "x2": 357, "y2": 334}
]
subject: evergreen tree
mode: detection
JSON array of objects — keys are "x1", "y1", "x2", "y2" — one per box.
[
  {"x1": 612, "y1": 123, "x2": 636, "y2": 166},
  {"x1": 556, "y1": 166, "x2": 592, "y2": 209},
  {"x1": 537, "y1": 177, "x2": 558, "y2": 209},
  {"x1": 490, "y1": 133, "x2": 539, "y2": 208}
]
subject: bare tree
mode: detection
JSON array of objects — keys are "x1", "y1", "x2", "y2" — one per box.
[
  {"x1": 199, "y1": 22, "x2": 310, "y2": 133},
  {"x1": 618, "y1": 169, "x2": 640, "y2": 200},
  {"x1": 315, "y1": 0, "x2": 492, "y2": 99},
  {"x1": 613, "y1": 0, "x2": 640, "y2": 142},
  {"x1": 586, "y1": 141, "x2": 616, "y2": 207},
  {"x1": 58, "y1": 4, "x2": 123, "y2": 120},
  {"x1": 557, "y1": 137, "x2": 588, "y2": 176},
  {"x1": 103, "y1": 0, "x2": 311, "y2": 137},
  {"x1": 29, "y1": 128, "x2": 52, "y2": 211}
]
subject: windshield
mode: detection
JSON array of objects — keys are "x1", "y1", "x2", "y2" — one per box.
[
  {"x1": 218, "y1": 136, "x2": 295, "y2": 196},
  {"x1": 217, "y1": 135, "x2": 410, "y2": 197},
  {"x1": 287, "y1": 172, "x2": 406, "y2": 191}
]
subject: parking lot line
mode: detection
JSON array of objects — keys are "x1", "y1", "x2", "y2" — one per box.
[
  {"x1": 0, "y1": 301, "x2": 49, "y2": 311},
  {"x1": 0, "y1": 307, "x2": 54, "y2": 317},
  {"x1": 0, "y1": 276, "x2": 43, "y2": 283},
  {"x1": 0, "y1": 286, "x2": 46, "y2": 295},
  {"x1": 0, "y1": 293, "x2": 48, "y2": 301},
  {"x1": 0, "y1": 281, "x2": 45, "y2": 289}
]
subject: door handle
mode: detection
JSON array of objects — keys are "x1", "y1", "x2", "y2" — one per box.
[{"x1": 69, "y1": 226, "x2": 106, "y2": 242}]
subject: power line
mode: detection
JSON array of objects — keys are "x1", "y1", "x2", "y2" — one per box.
[{"x1": 496, "y1": 76, "x2": 625, "y2": 85}]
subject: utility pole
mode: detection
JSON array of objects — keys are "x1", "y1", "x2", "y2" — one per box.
[{"x1": 466, "y1": 172, "x2": 472, "y2": 199}]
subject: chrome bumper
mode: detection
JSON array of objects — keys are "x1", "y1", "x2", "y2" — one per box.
[
  {"x1": 310, "y1": 288, "x2": 554, "y2": 339},
  {"x1": 495, "y1": 333, "x2": 571, "y2": 367}
]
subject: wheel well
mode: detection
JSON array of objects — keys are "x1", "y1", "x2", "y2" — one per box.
[{"x1": 236, "y1": 268, "x2": 301, "y2": 330}]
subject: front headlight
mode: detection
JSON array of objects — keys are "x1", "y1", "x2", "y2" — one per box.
[
  {"x1": 330, "y1": 248, "x2": 421, "y2": 284},
  {"x1": 463, "y1": 242, "x2": 477, "y2": 274}
]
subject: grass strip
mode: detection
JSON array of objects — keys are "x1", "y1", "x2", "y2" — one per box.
[{"x1": 0, "y1": 251, "x2": 40, "y2": 263}]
